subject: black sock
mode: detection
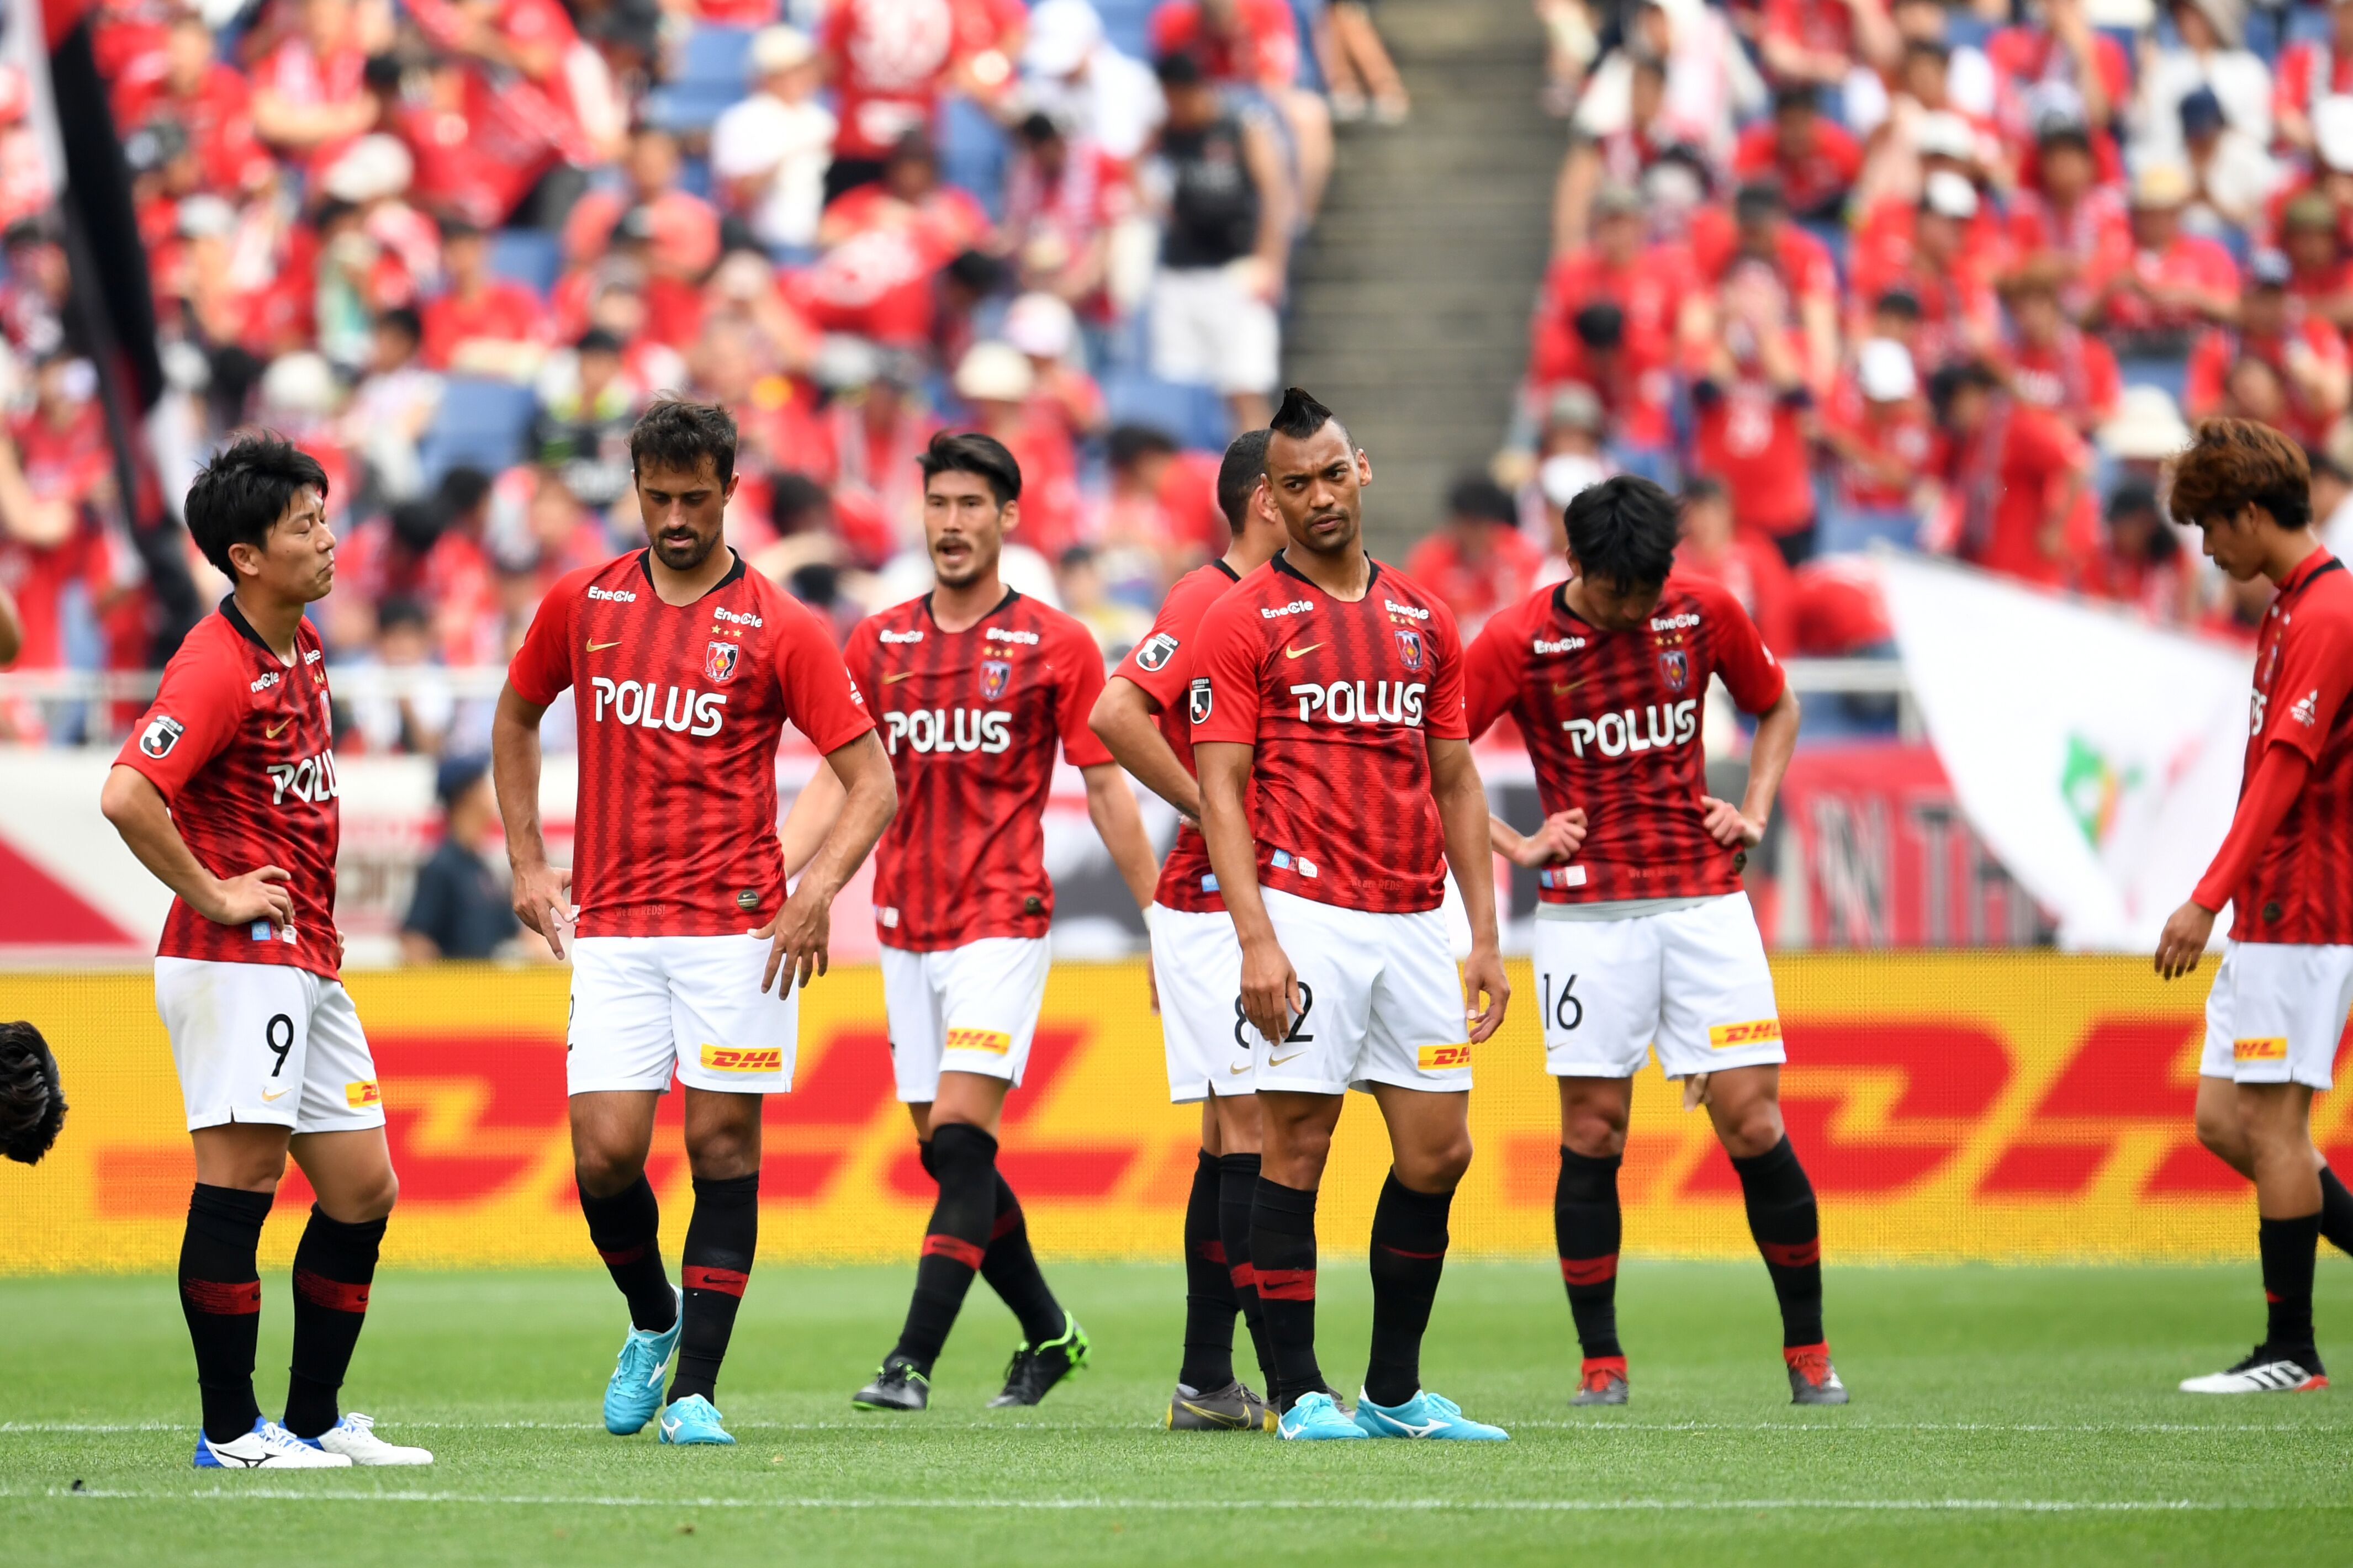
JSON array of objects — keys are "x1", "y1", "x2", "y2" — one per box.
[
  {"x1": 668, "y1": 1173, "x2": 758, "y2": 1406},
  {"x1": 2319, "y1": 1166, "x2": 2353, "y2": 1258},
  {"x1": 180, "y1": 1184, "x2": 272, "y2": 1444},
  {"x1": 979, "y1": 1171, "x2": 1067, "y2": 1346},
  {"x1": 1731, "y1": 1136, "x2": 1825, "y2": 1348},
  {"x1": 890, "y1": 1124, "x2": 998, "y2": 1373},
  {"x1": 1555, "y1": 1147, "x2": 1624, "y2": 1362},
  {"x1": 1178, "y1": 1148, "x2": 1239, "y2": 1390},
  {"x1": 2260, "y1": 1211, "x2": 2323, "y2": 1355},
  {"x1": 1218, "y1": 1152, "x2": 1275, "y2": 1385},
  {"x1": 282, "y1": 1207, "x2": 385, "y2": 1438},
  {"x1": 579, "y1": 1174, "x2": 675, "y2": 1333},
  {"x1": 1250, "y1": 1176, "x2": 1325, "y2": 1412},
  {"x1": 1364, "y1": 1172, "x2": 1453, "y2": 1407}
]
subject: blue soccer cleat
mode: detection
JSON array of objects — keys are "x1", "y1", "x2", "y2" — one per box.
[
  {"x1": 193, "y1": 1417, "x2": 351, "y2": 1469},
  {"x1": 604, "y1": 1287, "x2": 684, "y2": 1435},
  {"x1": 657, "y1": 1393, "x2": 735, "y2": 1445},
  {"x1": 1276, "y1": 1390, "x2": 1367, "y2": 1440},
  {"x1": 1352, "y1": 1388, "x2": 1510, "y2": 1440}
]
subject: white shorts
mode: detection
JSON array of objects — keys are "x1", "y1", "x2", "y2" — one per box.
[
  {"x1": 880, "y1": 936, "x2": 1051, "y2": 1102},
  {"x1": 1150, "y1": 903, "x2": 1253, "y2": 1103},
  {"x1": 1255, "y1": 888, "x2": 1471, "y2": 1096},
  {"x1": 2198, "y1": 939, "x2": 2353, "y2": 1090},
  {"x1": 1150, "y1": 263, "x2": 1281, "y2": 397},
  {"x1": 1532, "y1": 894, "x2": 1785, "y2": 1080},
  {"x1": 568, "y1": 934, "x2": 799, "y2": 1095},
  {"x1": 156, "y1": 957, "x2": 385, "y2": 1135}
]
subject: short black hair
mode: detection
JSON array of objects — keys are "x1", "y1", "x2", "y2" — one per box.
[
  {"x1": 1772, "y1": 82, "x2": 1817, "y2": 115},
  {"x1": 1270, "y1": 385, "x2": 1336, "y2": 442},
  {"x1": 770, "y1": 471, "x2": 833, "y2": 533},
  {"x1": 184, "y1": 432, "x2": 330, "y2": 576},
  {"x1": 1108, "y1": 423, "x2": 1179, "y2": 472},
  {"x1": 1217, "y1": 428, "x2": 1271, "y2": 528},
  {"x1": 1155, "y1": 50, "x2": 1206, "y2": 88},
  {"x1": 377, "y1": 594, "x2": 429, "y2": 632},
  {"x1": 630, "y1": 398, "x2": 738, "y2": 485},
  {"x1": 1573, "y1": 301, "x2": 1624, "y2": 350},
  {"x1": 0, "y1": 1020, "x2": 65, "y2": 1166},
  {"x1": 1564, "y1": 474, "x2": 1679, "y2": 591},
  {"x1": 376, "y1": 304, "x2": 422, "y2": 346},
  {"x1": 1447, "y1": 472, "x2": 1518, "y2": 526},
  {"x1": 437, "y1": 464, "x2": 493, "y2": 517},
  {"x1": 1734, "y1": 180, "x2": 1786, "y2": 224},
  {"x1": 1682, "y1": 475, "x2": 1728, "y2": 507},
  {"x1": 919, "y1": 430, "x2": 1022, "y2": 506},
  {"x1": 1926, "y1": 359, "x2": 2000, "y2": 421}
]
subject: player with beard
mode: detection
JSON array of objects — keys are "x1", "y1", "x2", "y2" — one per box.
[
  {"x1": 495, "y1": 401, "x2": 898, "y2": 1447},
  {"x1": 1191, "y1": 387, "x2": 1511, "y2": 1442}
]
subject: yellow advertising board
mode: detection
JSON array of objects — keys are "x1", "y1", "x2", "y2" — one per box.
[{"x1": 3, "y1": 955, "x2": 2345, "y2": 1274}]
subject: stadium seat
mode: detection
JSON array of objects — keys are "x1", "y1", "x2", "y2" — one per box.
[
  {"x1": 939, "y1": 96, "x2": 1011, "y2": 219},
  {"x1": 488, "y1": 229, "x2": 561, "y2": 295},
  {"x1": 419, "y1": 377, "x2": 540, "y2": 485},
  {"x1": 1092, "y1": 0, "x2": 1155, "y2": 59},
  {"x1": 642, "y1": 24, "x2": 755, "y2": 134},
  {"x1": 1102, "y1": 370, "x2": 1233, "y2": 452}
]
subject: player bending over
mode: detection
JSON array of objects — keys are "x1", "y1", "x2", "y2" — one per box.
[
  {"x1": 1193, "y1": 387, "x2": 1511, "y2": 1442},
  {"x1": 798, "y1": 432, "x2": 1159, "y2": 1412},
  {"x1": 493, "y1": 401, "x2": 896, "y2": 1446},
  {"x1": 1466, "y1": 474, "x2": 1846, "y2": 1407},
  {"x1": 0, "y1": 1020, "x2": 66, "y2": 1166},
  {"x1": 99, "y1": 436, "x2": 429, "y2": 1468},
  {"x1": 2156, "y1": 419, "x2": 2353, "y2": 1395},
  {"x1": 1090, "y1": 428, "x2": 1291, "y2": 1431}
]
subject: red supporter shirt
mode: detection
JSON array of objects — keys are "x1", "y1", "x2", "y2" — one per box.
[
  {"x1": 114, "y1": 601, "x2": 342, "y2": 978},
  {"x1": 1465, "y1": 574, "x2": 1784, "y2": 904},
  {"x1": 2183, "y1": 318, "x2": 2349, "y2": 449},
  {"x1": 2006, "y1": 188, "x2": 2131, "y2": 292},
  {"x1": 2229, "y1": 550, "x2": 2353, "y2": 944},
  {"x1": 1149, "y1": 0, "x2": 1300, "y2": 86},
  {"x1": 1823, "y1": 380, "x2": 1933, "y2": 510},
  {"x1": 1730, "y1": 120, "x2": 1862, "y2": 216},
  {"x1": 1189, "y1": 554, "x2": 1468, "y2": 915},
  {"x1": 420, "y1": 281, "x2": 552, "y2": 369},
  {"x1": 1113, "y1": 559, "x2": 1243, "y2": 913},
  {"x1": 1691, "y1": 369, "x2": 1816, "y2": 536},
  {"x1": 1762, "y1": 0, "x2": 1854, "y2": 59},
  {"x1": 2097, "y1": 234, "x2": 2240, "y2": 337},
  {"x1": 1677, "y1": 531, "x2": 1797, "y2": 655},
  {"x1": 507, "y1": 550, "x2": 874, "y2": 937},
  {"x1": 1942, "y1": 401, "x2": 2096, "y2": 589},
  {"x1": 2005, "y1": 326, "x2": 2121, "y2": 428},
  {"x1": 824, "y1": 0, "x2": 1022, "y2": 161},
  {"x1": 1403, "y1": 525, "x2": 1544, "y2": 640},
  {"x1": 799, "y1": 184, "x2": 991, "y2": 346},
  {"x1": 1689, "y1": 214, "x2": 1840, "y2": 306},
  {"x1": 2274, "y1": 40, "x2": 2353, "y2": 131},
  {"x1": 843, "y1": 589, "x2": 1114, "y2": 950}
]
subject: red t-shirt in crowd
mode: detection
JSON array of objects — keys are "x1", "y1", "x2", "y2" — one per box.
[
  {"x1": 1149, "y1": 0, "x2": 1301, "y2": 86},
  {"x1": 1945, "y1": 401, "x2": 2097, "y2": 588},
  {"x1": 0, "y1": 524, "x2": 117, "y2": 672},
  {"x1": 2228, "y1": 549, "x2": 2353, "y2": 943},
  {"x1": 1731, "y1": 119, "x2": 1863, "y2": 216},
  {"x1": 420, "y1": 280, "x2": 553, "y2": 369},
  {"x1": 1113, "y1": 558, "x2": 1244, "y2": 914},
  {"x1": 507, "y1": 550, "x2": 875, "y2": 937},
  {"x1": 823, "y1": 0, "x2": 1024, "y2": 161},
  {"x1": 2004, "y1": 326, "x2": 2122, "y2": 429},
  {"x1": 1790, "y1": 556, "x2": 1893, "y2": 654},
  {"x1": 395, "y1": 68, "x2": 573, "y2": 230},
  {"x1": 2096, "y1": 234, "x2": 2241, "y2": 337},
  {"x1": 114, "y1": 601, "x2": 342, "y2": 978},
  {"x1": 113, "y1": 60, "x2": 273, "y2": 193},
  {"x1": 843, "y1": 589, "x2": 1113, "y2": 949},
  {"x1": 1822, "y1": 379, "x2": 1934, "y2": 511},
  {"x1": 1403, "y1": 524, "x2": 1545, "y2": 641},
  {"x1": 1676, "y1": 529, "x2": 1798, "y2": 655},
  {"x1": 2183, "y1": 316, "x2": 2350, "y2": 449},
  {"x1": 1691, "y1": 369, "x2": 1816, "y2": 536},
  {"x1": 2273, "y1": 39, "x2": 2353, "y2": 130},
  {"x1": 1464, "y1": 573, "x2": 1784, "y2": 904},
  {"x1": 1761, "y1": 0, "x2": 1857, "y2": 60},
  {"x1": 2006, "y1": 188, "x2": 2132, "y2": 289},
  {"x1": 1689, "y1": 213, "x2": 1840, "y2": 307},
  {"x1": 798, "y1": 184, "x2": 991, "y2": 345},
  {"x1": 251, "y1": 33, "x2": 367, "y2": 174}
]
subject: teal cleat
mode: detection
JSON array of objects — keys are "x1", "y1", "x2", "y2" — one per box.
[
  {"x1": 656, "y1": 1394, "x2": 734, "y2": 1445},
  {"x1": 1352, "y1": 1388, "x2": 1510, "y2": 1440},
  {"x1": 602, "y1": 1287, "x2": 683, "y2": 1435},
  {"x1": 1276, "y1": 1390, "x2": 1367, "y2": 1440}
]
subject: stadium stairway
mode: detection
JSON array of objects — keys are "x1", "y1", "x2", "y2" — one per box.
[{"x1": 1280, "y1": 0, "x2": 1556, "y2": 558}]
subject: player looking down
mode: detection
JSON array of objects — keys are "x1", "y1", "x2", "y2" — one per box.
[
  {"x1": 0, "y1": 1020, "x2": 66, "y2": 1167},
  {"x1": 1465, "y1": 474, "x2": 1846, "y2": 1407},
  {"x1": 494, "y1": 400, "x2": 897, "y2": 1447},
  {"x1": 1191, "y1": 386, "x2": 1512, "y2": 1442},
  {"x1": 2158, "y1": 419, "x2": 2353, "y2": 1396}
]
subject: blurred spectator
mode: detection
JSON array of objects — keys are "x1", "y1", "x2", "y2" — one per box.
[
  {"x1": 820, "y1": 0, "x2": 1023, "y2": 203},
  {"x1": 2091, "y1": 162, "x2": 2240, "y2": 359},
  {"x1": 1925, "y1": 359, "x2": 2097, "y2": 590},
  {"x1": 1404, "y1": 474, "x2": 1543, "y2": 640},
  {"x1": 2132, "y1": 0, "x2": 2269, "y2": 167},
  {"x1": 1318, "y1": 0, "x2": 1413, "y2": 125},
  {"x1": 1732, "y1": 84, "x2": 1864, "y2": 224},
  {"x1": 345, "y1": 596, "x2": 456, "y2": 756},
  {"x1": 2085, "y1": 477, "x2": 2198, "y2": 624},
  {"x1": 423, "y1": 219, "x2": 552, "y2": 380},
  {"x1": 1098, "y1": 422, "x2": 1226, "y2": 571},
  {"x1": 1677, "y1": 474, "x2": 1795, "y2": 651},
  {"x1": 711, "y1": 25, "x2": 836, "y2": 257},
  {"x1": 2276, "y1": 0, "x2": 2353, "y2": 156},
  {"x1": 1997, "y1": 259, "x2": 2121, "y2": 434},
  {"x1": 2281, "y1": 192, "x2": 2353, "y2": 332},
  {"x1": 1151, "y1": 0, "x2": 1334, "y2": 217},
  {"x1": 1528, "y1": 186, "x2": 1687, "y2": 470},
  {"x1": 1004, "y1": 112, "x2": 1134, "y2": 323},
  {"x1": 806, "y1": 135, "x2": 995, "y2": 350},
  {"x1": 2177, "y1": 84, "x2": 2277, "y2": 236},
  {"x1": 340, "y1": 304, "x2": 441, "y2": 508},
  {"x1": 250, "y1": 0, "x2": 380, "y2": 171},
  {"x1": 1056, "y1": 542, "x2": 1152, "y2": 658},
  {"x1": 400, "y1": 753, "x2": 523, "y2": 962},
  {"x1": 2184, "y1": 251, "x2": 2349, "y2": 448},
  {"x1": 1023, "y1": 0, "x2": 1167, "y2": 161},
  {"x1": 2094, "y1": 383, "x2": 2196, "y2": 485},
  {"x1": 1847, "y1": 171, "x2": 1998, "y2": 372},
  {"x1": 1820, "y1": 336, "x2": 1932, "y2": 553},
  {"x1": 1689, "y1": 252, "x2": 1820, "y2": 564},
  {"x1": 1758, "y1": 0, "x2": 1899, "y2": 99},
  {"x1": 2003, "y1": 120, "x2": 2130, "y2": 317},
  {"x1": 533, "y1": 327, "x2": 641, "y2": 515}
]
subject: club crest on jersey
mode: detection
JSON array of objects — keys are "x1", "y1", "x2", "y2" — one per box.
[
  {"x1": 704, "y1": 640, "x2": 741, "y2": 683},
  {"x1": 1189, "y1": 677, "x2": 1213, "y2": 724},
  {"x1": 1394, "y1": 628, "x2": 1425, "y2": 671},
  {"x1": 1658, "y1": 649, "x2": 1689, "y2": 690},
  {"x1": 1135, "y1": 632, "x2": 1178, "y2": 672},
  {"x1": 979, "y1": 659, "x2": 1012, "y2": 700},
  {"x1": 139, "y1": 714, "x2": 184, "y2": 759}
]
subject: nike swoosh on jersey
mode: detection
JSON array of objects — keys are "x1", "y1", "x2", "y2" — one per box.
[
  {"x1": 1227, "y1": 1061, "x2": 1252, "y2": 1074},
  {"x1": 1552, "y1": 679, "x2": 1587, "y2": 696},
  {"x1": 881, "y1": 670, "x2": 918, "y2": 684},
  {"x1": 1283, "y1": 642, "x2": 1325, "y2": 660},
  {"x1": 1268, "y1": 1050, "x2": 1309, "y2": 1067},
  {"x1": 586, "y1": 640, "x2": 622, "y2": 651},
  {"x1": 264, "y1": 719, "x2": 289, "y2": 738},
  {"x1": 260, "y1": 1086, "x2": 288, "y2": 1101}
]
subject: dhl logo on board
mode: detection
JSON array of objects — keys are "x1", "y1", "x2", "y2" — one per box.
[{"x1": 3, "y1": 956, "x2": 2347, "y2": 1273}]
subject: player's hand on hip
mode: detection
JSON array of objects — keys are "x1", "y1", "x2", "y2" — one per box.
[
  {"x1": 2155, "y1": 899, "x2": 2217, "y2": 981},
  {"x1": 1462, "y1": 944, "x2": 1510, "y2": 1044},
  {"x1": 1238, "y1": 937, "x2": 1299, "y2": 1047},
  {"x1": 510, "y1": 861, "x2": 575, "y2": 958},
  {"x1": 1700, "y1": 795, "x2": 1765, "y2": 849},
  {"x1": 1145, "y1": 946, "x2": 1161, "y2": 1016},
  {"x1": 1534, "y1": 808, "x2": 1588, "y2": 862},
  {"x1": 757, "y1": 883, "x2": 830, "y2": 994},
  {"x1": 202, "y1": 865, "x2": 294, "y2": 928}
]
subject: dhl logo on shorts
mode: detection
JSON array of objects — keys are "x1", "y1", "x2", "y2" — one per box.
[
  {"x1": 1416, "y1": 1043, "x2": 1472, "y2": 1071},
  {"x1": 344, "y1": 1080, "x2": 381, "y2": 1109},
  {"x1": 699, "y1": 1045, "x2": 785, "y2": 1073},
  {"x1": 944, "y1": 1028, "x2": 1013, "y2": 1055},
  {"x1": 2234, "y1": 1037, "x2": 2288, "y2": 1062},
  {"x1": 1708, "y1": 1019, "x2": 1784, "y2": 1050}
]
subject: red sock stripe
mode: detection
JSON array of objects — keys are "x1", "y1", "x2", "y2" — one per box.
[
  {"x1": 990, "y1": 1207, "x2": 1023, "y2": 1242},
  {"x1": 1197, "y1": 1239, "x2": 1228, "y2": 1264},
  {"x1": 1255, "y1": 1267, "x2": 1316, "y2": 1301},
  {"x1": 921, "y1": 1233, "x2": 986, "y2": 1269},
  {"x1": 181, "y1": 1278, "x2": 262, "y2": 1315},
  {"x1": 1228, "y1": 1261, "x2": 1258, "y2": 1291},
  {"x1": 292, "y1": 1269, "x2": 372, "y2": 1313},
  {"x1": 1761, "y1": 1238, "x2": 1821, "y2": 1269},
  {"x1": 2266, "y1": 1290, "x2": 2283, "y2": 1304},
  {"x1": 1581, "y1": 1355, "x2": 1628, "y2": 1376},
  {"x1": 1379, "y1": 1244, "x2": 1447, "y2": 1260},
  {"x1": 683, "y1": 1265, "x2": 750, "y2": 1298},
  {"x1": 1560, "y1": 1253, "x2": 1618, "y2": 1287},
  {"x1": 1781, "y1": 1341, "x2": 1829, "y2": 1365},
  {"x1": 595, "y1": 1242, "x2": 652, "y2": 1267}
]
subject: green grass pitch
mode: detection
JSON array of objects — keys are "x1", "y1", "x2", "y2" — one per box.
[{"x1": 3, "y1": 1260, "x2": 2348, "y2": 1565}]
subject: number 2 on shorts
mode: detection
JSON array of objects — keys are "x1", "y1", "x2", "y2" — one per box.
[{"x1": 1233, "y1": 982, "x2": 1316, "y2": 1047}]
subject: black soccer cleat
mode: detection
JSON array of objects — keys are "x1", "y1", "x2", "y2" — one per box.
[
  {"x1": 987, "y1": 1313, "x2": 1091, "y2": 1407},
  {"x1": 1167, "y1": 1379, "x2": 1272, "y2": 1431},
  {"x1": 852, "y1": 1357, "x2": 930, "y2": 1412}
]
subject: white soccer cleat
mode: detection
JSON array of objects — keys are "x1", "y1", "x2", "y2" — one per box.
[
  {"x1": 2179, "y1": 1348, "x2": 2329, "y2": 1394},
  {"x1": 305, "y1": 1412, "x2": 434, "y2": 1465},
  {"x1": 192, "y1": 1417, "x2": 353, "y2": 1469}
]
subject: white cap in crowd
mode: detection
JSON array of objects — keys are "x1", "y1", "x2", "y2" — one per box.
[
  {"x1": 1003, "y1": 293, "x2": 1078, "y2": 361},
  {"x1": 1540, "y1": 453, "x2": 1606, "y2": 510},
  {"x1": 2317, "y1": 94, "x2": 2353, "y2": 174},
  {"x1": 1857, "y1": 338, "x2": 1917, "y2": 403},
  {"x1": 2096, "y1": 385, "x2": 2193, "y2": 462},
  {"x1": 749, "y1": 25, "x2": 816, "y2": 79},
  {"x1": 1023, "y1": 0, "x2": 1104, "y2": 78},
  {"x1": 1922, "y1": 169, "x2": 1978, "y2": 220},
  {"x1": 954, "y1": 341, "x2": 1037, "y2": 404}
]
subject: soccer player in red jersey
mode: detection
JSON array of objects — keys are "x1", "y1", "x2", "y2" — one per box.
[
  {"x1": 1192, "y1": 388, "x2": 1510, "y2": 1442},
  {"x1": 1089, "y1": 427, "x2": 1290, "y2": 1430},
  {"x1": 493, "y1": 402, "x2": 897, "y2": 1447},
  {"x1": 1464, "y1": 474, "x2": 1848, "y2": 1408},
  {"x1": 2156, "y1": 420, "x2": 2353, "y2": 1395},
  {"x1": 99, "y1": 437, "x2": 430, "y2": 1469},
  {"x1": 811, "y1": 432, "x2": 1159, "y2": 1413}
]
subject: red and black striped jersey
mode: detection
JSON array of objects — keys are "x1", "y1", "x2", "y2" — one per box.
[
  {"x1": 1466, "y1": 573, "x2": 1785, "y2": 904},
  {"x1": 115, "y1": 600, "x2": 343, "y2": 978},
  {"x1": 507, "y1": 550, "x2": 874, "y2": 938},
  {"x1": 2232, "y1": 549, "x2": 2353, "y2": 943},
  {"x1": 1111, "y1": 558, "x2": 1242, "y2": 914},
  {"x1": 843, "y1": 589, "x2": 1114, "y2": 950},
  {"x1": 1190, "y1": 552, "x2": 1468, "y2": 914}
]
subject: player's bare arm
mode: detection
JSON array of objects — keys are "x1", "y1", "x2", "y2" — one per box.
[
  {"x1": 1430, "y1": 736, "x2": 1509, "y2": 1044},
  {"x1": 1490, "y1": 808, "x2": 1588, "y2": 867},
  {"x1": 2157, "y1": 744, "x2": 2313, "y2": 979},
  {"x1": 1090, "y1": 676, "x2": 1202, "y2": 823},
  {"x1": 777, "y1": 751, "x2": 847, "y2": 880},
  {"x1": 1082, "y1": 763, "x2": 1162, "y2": 912},
  {"x1": 1702, "y1": 686, "x2": 1802, "y2": 849},
  {"x1": 757, "y1": 729, "x2": 897, "y2": 994},
  {"x1": 490, "y1": 681, "x2": 573, "y2": 956},
  {"x1": 100, "y1": 766, "x2": 294, "y2": 928},
  {"x1": 1196, "y1": 738, "x2": 1298, "y2": 1046}
]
